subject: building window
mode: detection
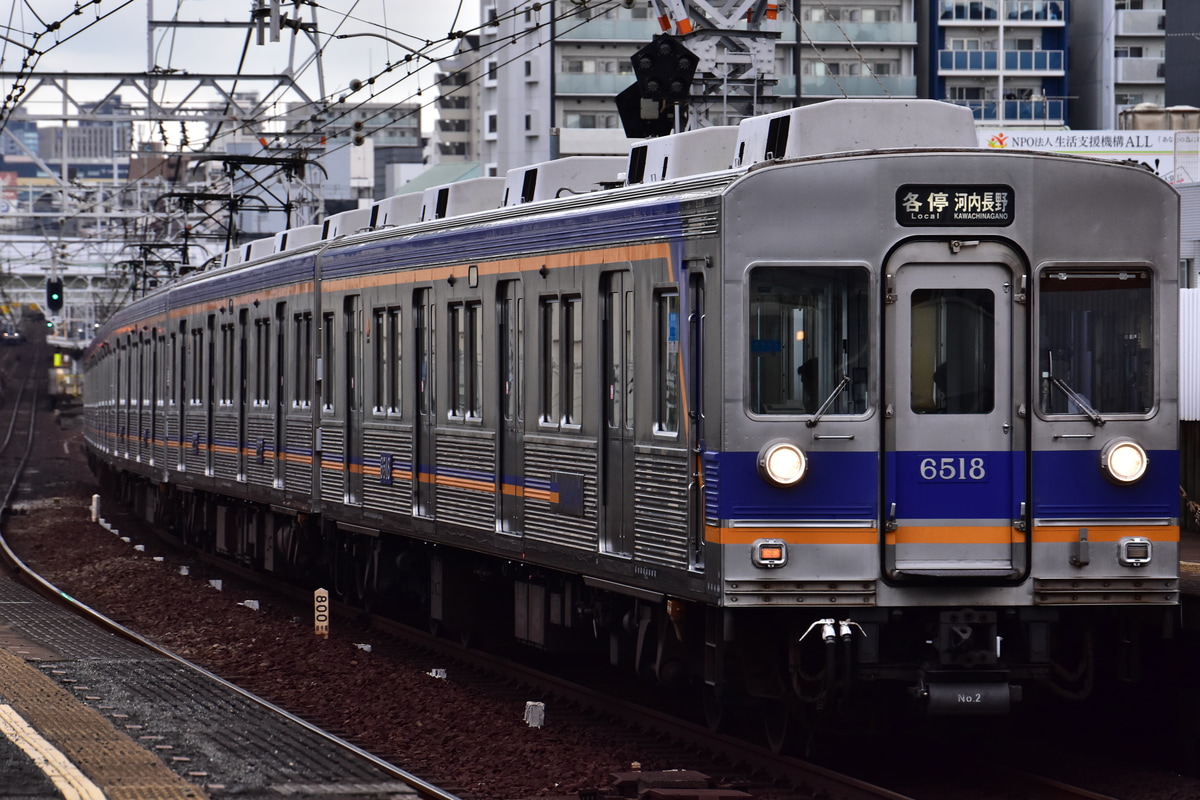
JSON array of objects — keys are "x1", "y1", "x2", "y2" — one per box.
[
  {"x1": 487, "y1": 113, "x2": 498, "y2": 134},
  {"x1": 566, "y1": 111, "x2": 619, "y2": 129},
  {"x1": 948, "y1": 86, "x2": 985, "y2": 101},
  {"x1": 1115, "y1": 46, "x2": 1144, "y2": 59}
]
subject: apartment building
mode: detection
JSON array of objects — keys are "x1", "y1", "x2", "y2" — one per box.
[
  {"x1": 929, "y1": 0, "x2": 1067, "y2": 126},
  {"x1": 797, "y1": 1, "x2": 918, "y2": 104},
  {"x1": 1072, "y1": 0, "x2": 1166, "y2": 129}
]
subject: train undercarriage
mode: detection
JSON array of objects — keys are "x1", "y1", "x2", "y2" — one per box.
[{"x1": 96, "y1": 463, "x2": 1175, "y2": 754}]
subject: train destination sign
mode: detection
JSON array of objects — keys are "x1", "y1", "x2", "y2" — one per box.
[{"x1": 896, "y1": 184, "x2": 1015, "y2": 227}]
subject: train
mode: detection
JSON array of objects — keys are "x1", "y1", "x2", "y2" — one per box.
[{"x1": 82, "y1": 99, "x2": 1181, "y2": 747}]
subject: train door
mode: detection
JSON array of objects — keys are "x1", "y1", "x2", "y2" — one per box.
[
  {"x1": 882, "y1": 241, "x2": 1027, "y2": 580},
  {"x1": 274, "y1": 303, "x2": 286, "y2": 489},
  {"x1": 345, "y1": 295, "x2": 363, "y2": 505},
  {"x1": 150, "y1": 331, "x2": 159, "y2": 467},
  {"x1": 238, "y1": 310, "x2": 249, "y2": 481},
  {"x1": 177, "y1": 322, "x2": 187, "y2": 470},
  {"x1": 413, "y1": 288, "x2": 436, "y2": 518},
  {"x1": 134, "y1": 337, "x2": 143, "y2": 461},
  {"x1": 686, "y1": 271, "x2": 705, "y2": 570},
  {"x1": 601, "y1": 269, "x2": 634, "y2": 556},
  {"x1": 206, "y1": 314, "x2": 216, "y2": 476},
  {"x1": 497, "y1": 280, "x2": 524, "y2": 534}
]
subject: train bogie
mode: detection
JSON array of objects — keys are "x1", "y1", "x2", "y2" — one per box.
[{"x1": 84, "y1": 99, "x2": 1180, "y2": 745}]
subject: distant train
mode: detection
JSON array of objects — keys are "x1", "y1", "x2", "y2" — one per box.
[
  {"x1": 83, "y1": 99, "x2": 1180, "y2": 747},
  {"x1": 1, "y1": 322, "x2": 23, "y2": 345}
]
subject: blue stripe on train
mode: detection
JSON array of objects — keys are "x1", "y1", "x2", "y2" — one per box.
[{"x1": 703, "y1": 448, "x2": 1177, "y2": 522}]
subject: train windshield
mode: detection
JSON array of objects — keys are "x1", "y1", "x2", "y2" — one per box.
[
  {"x1": 748, "y1": 266, "x2": 869, "y2": 416},
  {"x1": 1038, "y1": 268, "x2": 1154, "y2": 416}
]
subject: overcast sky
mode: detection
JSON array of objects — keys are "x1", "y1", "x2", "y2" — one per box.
[{"x1": 3, "y1": 1, "x2": 479, "y2": 122}]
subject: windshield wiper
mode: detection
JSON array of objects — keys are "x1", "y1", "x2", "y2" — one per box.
[
  {"x1": 806, "y1": 374, "x2": 851, "y2": 428},
  {"x1": 1051, "y1": 376, "x2": 1105, "y2": 427}
]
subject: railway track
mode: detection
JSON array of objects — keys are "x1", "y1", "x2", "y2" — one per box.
[{"x1": 0, "y1": 337, "x2": 462, "y2": 800}]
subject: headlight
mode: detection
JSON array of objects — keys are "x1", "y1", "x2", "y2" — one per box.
[
  {"x1": 758, "y1": 441, "x2": 807, "y2": 487},
  {"x1": 1100, "y1": 438, "x2": 1148, "y2": 485}
]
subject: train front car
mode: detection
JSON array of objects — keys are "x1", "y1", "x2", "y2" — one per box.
[{"x1": 711, "y1": 101, "x2": 1179, "y2": 736}]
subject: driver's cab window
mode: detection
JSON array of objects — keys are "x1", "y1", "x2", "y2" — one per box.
[
  {"x1": 748, "y1": 266, "x2": 869, "y2": 416},
  {"x1": 1038, "y1": 268, "x2": 1153, "y2": 416}
]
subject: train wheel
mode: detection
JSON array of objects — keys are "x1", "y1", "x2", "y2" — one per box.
[
  {"x1": 762, "y1": 702, "x2": 791, "y2": 754},
  {"x1": 702, "y1": 684, "x2": 724, "y2": 733}
]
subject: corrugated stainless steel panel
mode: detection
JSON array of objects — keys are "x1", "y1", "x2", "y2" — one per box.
[
  {"x1": 1179, "y1": 185, "x2": 1200, "y2": 262},
  {"x1": 633, "y1": 448, "x2": 689, "y2": 568},
  {"x1": 320, "y1": 425, "x2": 344, "y2": 503},
  {"x1": 434, "y1": 432, "x2": 496, "y2": 531},
  {"x1": 284, "y1": 418, "x2": 313, "y2": 492},
  {"x1": 362, "y1": 425, "x2": 413, "y2": 514},
  {"x1": 212, "y1": 414, "x2": 238, "y2": 475},
  {"x1": 183, "y1": 414, "x2": 205, "y2": 473},
  {"x1": 245, "y1": 416, "x2": 274, "y2": 485},
  {"x1": 1183, "y1": 289, "x2": 1200, "y2": 421},
  {"x1": 525, "y1": 441, "x2": 598, "y2": 551}
]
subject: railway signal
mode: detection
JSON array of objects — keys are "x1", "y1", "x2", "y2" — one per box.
[
  {"x1": 617, "y1": 34, "x2": 698, "y2": 138},
  {"x1": 46, "y1": 278, "x2": 64, "y2": 313}
]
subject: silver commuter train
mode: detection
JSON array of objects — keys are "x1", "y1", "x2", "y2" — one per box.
[{"x1": 83, "y1": 99, "x2": 1180, "y2": 743}]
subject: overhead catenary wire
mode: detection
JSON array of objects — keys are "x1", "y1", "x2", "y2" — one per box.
[{"x1": 6, "y1": 0, "x2": 629, "y2": 268}]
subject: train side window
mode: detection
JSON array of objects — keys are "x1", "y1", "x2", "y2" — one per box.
[
  {"x1": 255, "y1": 317, "x2": 270, "y2": 405},
  {"x1": 190, "y1": 327, "x2": 204, "y2": 405},
  {"x1": 449, "y1": 303, "x2": 482, "y2": 420},
  {"x1": 541, "y1": 298, "x2": 561, "y2": 425},
  {"x1": 748, "y1": 266, "x2": 870, "y2": 416},
  {"x1": 168, "y1": 333, "x2": 176, "y2": 405},
  {"x1": 220, "y1": 322, "x2": 235, "y2": 406},
  {"x1": 539, "y1": 295, "x2": 583, "y2": 428},
  {"x1": 656, "y1": 291, "x2": 680, "y2": 435},
  {"x1": 293, "y1": 312, "x2": 312, "y2": 408},
  {"x1": 567, "y1": 297, "x2": 583, "y2": 426},
  {"x1": 322, "y1": 312, "x2": 336, "y2": 413},
  {"x1": 388, "y1": 308, "x2": 403, "y2": 415},
  {"x1": 910, "y1": 288, "x2": 994, "y2": 415},
  {"x1": 373, "y1": 308, "x2": 387, "y2": 414},
  {"x1": 1037, "y1": 268, "x2": 1153, "y2": 415}
]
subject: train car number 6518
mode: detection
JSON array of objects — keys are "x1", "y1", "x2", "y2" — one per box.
[{"x1": 919, "y1": 455, "x2": 988, "y2": 482}]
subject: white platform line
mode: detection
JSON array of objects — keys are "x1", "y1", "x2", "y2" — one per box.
[{"x1": 0, "y1": 703, "x2": 106, "y2": 800}]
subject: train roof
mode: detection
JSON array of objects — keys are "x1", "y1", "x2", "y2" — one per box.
[
  {"x1": 199, "y1": 100, "x2": 980, "y2": 271},
  {"x1": 158, "y1": 98, "x2": 1167, "y2": 310}
]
